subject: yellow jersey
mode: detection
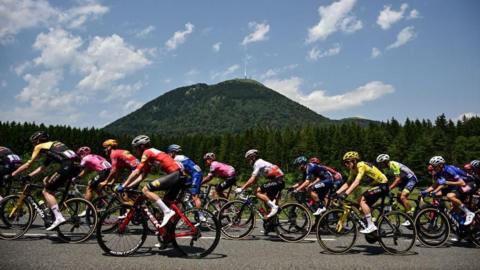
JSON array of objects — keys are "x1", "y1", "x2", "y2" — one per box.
[{"x1": 347, "y1": 161, "x2": 388, "y2": 186}]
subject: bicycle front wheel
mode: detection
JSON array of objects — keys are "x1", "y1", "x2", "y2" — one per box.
[
  {"x1": 96, "y1": 206, "x2": 147, "y2": 256},
  {"x1": 218, "y1": 200, "x2": 255, "y2": 239},
  {"x1": 0, "y1": 195, "x2": 33, "y2": 240},
  {"x1": 56, "y1": 198, "x2": 97, "y2": 243},
  {"x1": 414, "y1": 207, "x2": 450, "y2": 247},
  {"x1": 275, "y1": 203, "x2": 312, "y2": 242},
  {"x1": 205, "y1": 198, "x2": 228, "y2": 216},
  {"x1": 172, "y1": 208, "x2": 221, "y2": 258},
  {"x1": 316, "y1": 209, "x2": 357, "y2": 254},
  {"x1": 377, "y1": 211, "x2": 416, "y2": 254}
]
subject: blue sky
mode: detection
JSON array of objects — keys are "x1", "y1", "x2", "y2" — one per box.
[{"x1": 0, "y1": 0, "x2": 479, "y2": 128}]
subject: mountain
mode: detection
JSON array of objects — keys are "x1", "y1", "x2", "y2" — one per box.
[{"x1": 104, "y1": 79, "x2": 367, "y2": 135}]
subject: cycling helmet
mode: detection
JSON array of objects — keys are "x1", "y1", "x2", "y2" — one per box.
[
  {"x1": 167, "y1": 144, "x2": 182, "y2": 153},
  {"x1": 464, "y1": 163, "x2": 473, "y2": 171},
  {"x1": 309, "y1": 157, "x2": 320, "y2": 164},
  {"x1": 102, "y1": 139, "x2": 118, "y2": 148},
  {"x1": 203, "y1": 152, "x2": 216, "y2": 160},
  {"x1": 429, "y1": 156, "x2": 445, "y2": 166},
  {"x1": 77, "y1": 146, "x2": 91, "y2": 156},
  {"x1": 470, "y1": 160, "x2": 480, "y2": 169},
  {"x1": 132, "y1": 135, "x2": 151, "y2": 147},
  {"x1": 343, "y1": 151, "x2": 360, "y2": 161},
  {"x1": 30, "y1": 131, "x2": 49, "y2": 143},
  {"x1": 245, "y1": 149, "x2": 259, "y2": 159},
  {"x1": 376, "y1": 154, "x2": 390, "y2": 163},
  {"x1": 293, "y1": 156, "x2": 308, "y2": 166}
]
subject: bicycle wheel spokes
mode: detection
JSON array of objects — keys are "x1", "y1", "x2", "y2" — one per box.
[
  {"x1": 172, "y1": 208, "x2": 221, "y2": 258},
  {"x1": 377, "y1": 211, "x2": 416, "y2": 254},
  {"x1": 0, "y1": 195, "x2": 33, "y2": 240},
  {"x1": 56, "y1": 198, "x2": 97, "y2": 243},
  {"x1": 316, "y1": 209, "x2": 357, "y2": 254},
  {"x1": 205, "y1": 198, "x2": 228, "y2": 216},
  {"x1": 218, "y1": 200, "x2": 255, "y2": 239},
  {"x1": 414, "y1": 208, "x2": 450, "y2": 247},
  {"x1": 275, "y1": 203, "x2": 312, "y2": 242},
  {"x1": 96, "y1": 206, "x2": 147, "y2": 256}
]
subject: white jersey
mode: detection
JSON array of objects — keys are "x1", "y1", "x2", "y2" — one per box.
[{"x1": 252, "y1": 159, "x2": 284, "y2": 178}]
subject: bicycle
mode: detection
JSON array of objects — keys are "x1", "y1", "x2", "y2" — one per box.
[
  {"x1": 96, "y1": 189, "x2": 221, "y2": 258},
  {"x1": 316, "y1": 195, "x2": 416, "y2": 255},
  {"x1": 0, "y1": 177, "x2": 97, "y2": 243},
  {"x1": 414, "y1": 193, "x2": 480, "y2": 247},
  {"x1": 218, "y1": 190, "x2": 312, "y2": 242},
  {"x1": 182, "y1": 184, "x2": 230, "y2": 214}
]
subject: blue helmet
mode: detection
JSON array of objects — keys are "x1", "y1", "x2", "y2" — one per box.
[
  {"x1": 293, "y1": 156, "x2": 308, "y2": 166},
  {"x1": 167, "y1": 144, "x2": 182, "y2": 153}
]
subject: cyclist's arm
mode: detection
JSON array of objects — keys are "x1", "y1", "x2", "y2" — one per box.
[
  {"x1": 389, "y1": 175, "x2": 402, "y2": 190},
  {"x1": 125, "y1": 172, "x2": 145, "y2": 188},
  {"x1": 432, "y1": 184, "x2": 445, "y2": 194},
  {"x1": 241, "y1": 175, "x2": 257, "y2": 190},
  {"x1": 77, "y1": 168, "x2": 89, "y2": 178},
  {"x1": 295, "y1": 179, "x2": 311, "y2": 192},
  {"x1": 202, "y1": 173, "x2": 214, "y2": 184},
  {"x1": 122, "y1": 168, "x2": 142, "y2": 188},
  {"x1": 446, "y1": 179, "x2": 465, "y2": 187},
  {"x1": 28, "y1": 165, "x2": 45, "y2": 177},
  {"x1": 307, "y1": 176, "x2": 322, "y2": 188},
  {"x1": 336, "y1": 182, "x2": 349, "y2": 194},
  {"x1": 100, "y1": 168, "x2": 117, "y2": 186}
]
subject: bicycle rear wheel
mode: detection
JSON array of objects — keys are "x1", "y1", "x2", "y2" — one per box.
[
  {"x1": 96, "y1": 206, "x2": 147, "y2": 256},
  {"x1": 468, "y1": 209, "x2": 480, "y2": 247},
  {"x1": 205, "y1": 198, "x2": 228, "y2": 216},
  {"x1": 377, "y1": 211, "x2": 416, "y2": 254},
  {"x1": 218, "y1": 200, "x2": 255, "y2": 239},
  {"x1": 316, "y1": 209, "x2": 357, "y2": 254},
  {"x1": 172, "y1": 208, "x2": 221, "y2": 258},
  {"x1": 56, "y1": 198, "x2": 97, "y2": 243},
  {"x1": 414, "y1": 207, "x2": 450, "y2": 247},
  {"x1": 275, "y1": 203, "x2": 312, "y2": 242},
  {"x1": 0, "y1": 195, "x2": 34, "y2": 240}
]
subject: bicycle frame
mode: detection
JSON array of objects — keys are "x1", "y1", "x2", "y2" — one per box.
[{"x1": 10, "y1": 183, "x2": 53, "y2": 225}]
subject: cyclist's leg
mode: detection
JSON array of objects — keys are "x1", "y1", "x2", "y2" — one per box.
[
  {"x1": 311, "y1": 180, "x2": 332, "y2": 215},
  {"x1": 215, "y1": 176, "x2": 236, "y2": 198},
  {"x1": 256, "y1": 179, "x2": 283, "y2": 218},
  {"x1": 399, "y1": 178, "x2": 417, "y2": 213},
  {"x1": 43, "y1": 169, "x2": 71, "y2": 230},
  {"x1": 360, "y1": 184, "x2": 389, "y2": 233},
  {"x1": 447, "y1": 189, "x2": 475, "y2": 225}
]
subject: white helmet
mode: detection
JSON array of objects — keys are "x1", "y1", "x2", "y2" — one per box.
[
  {"x1": 245, "y1": 149, "x2": 259, "y2": 159},
  {"x1": 132, "y1": 135, "x2": 150, "y2": 147},
  {"x1": 203, "y1": 152, "x2": 216, "y2": 160},
  {"x1": 376, "y1": 154, "x2": 390, "y2": 163},
  {"x1": 429, "y1": 156, "x2": 445, "y2": 166},
  {"x1": 471, "y1": 160, "x2": 480, "y2": 169}
]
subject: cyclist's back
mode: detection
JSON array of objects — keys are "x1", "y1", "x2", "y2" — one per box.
[{"x1": 348, "y1": 161, "x2": 388, "y2": 186}]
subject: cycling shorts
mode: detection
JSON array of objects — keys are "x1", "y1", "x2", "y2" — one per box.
[
  {"x1": 398, "y1": 176, "x2": 417, "y2": 194},
  {"x1": 88, "y1": 168, "x2": 111, "y2": 189},
  {"x1": 44, "y1": 160, "x2": 81, "y2": 192},
  {"x1": 146, "y1": 171, "x2": 184, "y2": 201},
  {"x1": 260, "y1": 177, "x2": 285, "y2": 200},
  {"x1": 363, "y1": 184, "x2": 389, "y2": 207},
  {"x1": 216, "y1": 176, "x2": 237, "y2": 193}
]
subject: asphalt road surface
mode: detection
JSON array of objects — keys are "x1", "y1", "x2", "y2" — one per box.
[{"x1": 1, "y1": 220, "x2": 479, "y2": 270}]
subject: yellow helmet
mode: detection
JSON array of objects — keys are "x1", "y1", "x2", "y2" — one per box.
[
  {"x1": 343, "y1": 151, "x2": 360, "y2": 161},
  {"x1": 102, "y1": 139, "x2": 118, "y2": 148}
]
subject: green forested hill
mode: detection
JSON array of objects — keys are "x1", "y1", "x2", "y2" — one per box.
[{"x1": 104, "y1": 79, "x2": 333, "y2": 135}]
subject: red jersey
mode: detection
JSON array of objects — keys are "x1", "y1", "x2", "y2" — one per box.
[
  {"x1": 137, "y1": 148, "x2": 180, "y2": 174},
  {"x1": 110, "y1": 149, "x2": 139, "y2": 171}
]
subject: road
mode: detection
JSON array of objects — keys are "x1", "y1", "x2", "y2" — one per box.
[{"x1": 0, "y1": 221, "x2": 478, "y2": 270}]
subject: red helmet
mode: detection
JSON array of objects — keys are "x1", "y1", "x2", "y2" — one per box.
[
  {"x1": 464, "y1": 163, "x2": 473, "y2": 171},
  {"x1": 427, "y1": 164, "x2": 434, "y2": 172},
  {"x1": 77, "y1": 146, "x2": 91, "y2": 157},
  {"x1": 309, "y1": 157, "x2": 320, "y2": 164}
]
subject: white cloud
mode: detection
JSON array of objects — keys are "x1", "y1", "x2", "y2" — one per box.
[
  {"x1": 371, "y1": 47, "x2": 381, "y2": 58},
  {"x1": 387, "y1": 26, "x2": 416, "y2": 49},
  {"x1": 263, "y1": 77, "x2": 395, "y2": 112},
  {"x1": 165, "y1": 22, "x2": 194, "y2": 51},
  {"x1": 135, "y1": 25, "x2": 155, "y2": 38},
  {"x1": 308, "y1": 43, "x2": 341, "y2": 61},
  {"x1": 12, "y1": 61, "x2": 33, "y2": 76},
  {"x1": 105, "y1": 82, "x2": 143, "y2": 102},
  {"x1": 377, "y1": 3, "x2": 408, "y2": 30},
  {"x1": 212, "y1": 64, "x2": 240, "y2": 80},
  {"x1": 260, "y1": 64, "x2": 298, "y2": 80},
  {"x1": 33, "y1": 28, "x2": 83, "y2": 68},
  {"x1": 306, "y1": 0, "x2": 362, "y2": 43},
  {"x1": 0, "y1": 0, "x2": 108, "y2": 44},
  {"x1": 408, "y1": 9, "x2": 420, "y2": 20},
  {"x1": 457, "y1": 112, "x2": 479, "y2": 121},
  {"x1": 123, "y1": 100, "x2": 143, "y2": 112},
  {"x1": 242, "y1": 21, "x2": 270, "y2": 46},
  {"x1": 212, "y1": 42, "x2": 222, "y2": 52}
]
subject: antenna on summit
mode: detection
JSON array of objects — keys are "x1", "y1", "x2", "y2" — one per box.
[{"x1": 243, "y1": 56, "x2": 247, "y2": 79}]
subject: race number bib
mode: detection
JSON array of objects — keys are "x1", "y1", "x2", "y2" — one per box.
[
  {"x1": 63, "y1": 150, "x2": 77, "y2": 159},
  {"x1": 7, "y1": 154, "x2": 21, "y2": 162}
]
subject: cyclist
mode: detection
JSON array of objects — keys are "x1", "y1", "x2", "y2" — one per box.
[
  {"x1": 0, "y1": 146, "x2": 22, "y2": 199},
  {"x1": 470, "y1": 160, "x2": 480, "y2": 180},
  {"x1": 101, "y1": 139, "x2": 139, "y2": 188},
  {"x1": 292, "y1": 156, "x2": 343, "y2": 216},
  {"x1": 119, "y1": 135, "x2": 182, "y2": 228},
  {"x1": 376, "y1": 154, "x2": 418, "y2": 216},
  {"x1": 166, "y1": 144, "x2": 204, "y2": 220},
  {"x1": 421, "y1": 156, "x2": 475, "y2": 225},
  {"x1": 11, "y1": 131, "x2": 81, "y2": 230},
  {"x1": 76, "y1": 146, "x2": 112, "y2": 203},
  {"x1": 202, "y1": 152, "x2": 236, "y2": 199},
  {"x1": 236, "y1": 149, "x2": 284, "y2": 219},
  {"x1": 336, "y1": 151, "x2": 389, "y2": 234}
]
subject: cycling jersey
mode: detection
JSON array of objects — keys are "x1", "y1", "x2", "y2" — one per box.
[
  {"x1": 435, "y1": 164, "x2": 469, "y2": 186},
  {"x1": 28, "y1": 141, "x2": 78, "y2": 166},
  {"x1": 174, "y1": 155, "x2": 202, "y2": 195},
  {"x1": 80, "y1": 154, "x2": 111, "y2": 172},
  {"x1": 347, "y1": 161, "x2": 388, "y2": 186},
  {"x1": 208, "y1": 161, "x2": 235, "y2": 179},
  {"x1": 110, "y1": 149, "x2": 139, "y2": 171},
  {"x1": 0, "y1": 146, "x2": 22, "y2": 167},
  {"x1": 304, "y1": 163, "x2": 336, "y2": 182},
  {"x1": 137, "y1": 148, "x2": 180, "y2": 174},
  {"x1": 252, "y1": 159, "x2": 284, "y2": 179},
  {"x1": 383, "y1": 161, "x2": 417, "y2": 181}
]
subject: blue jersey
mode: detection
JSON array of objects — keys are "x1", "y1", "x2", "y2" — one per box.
[
  {"x1": 435, "y1": 164, "x2": 468, "y2": 185},
  {"x1": 304, "y1": 163, "x2": 334, "y2": 182},
  {"x1": 175, "y1": 155, "x2": 203, "y2": 194}
]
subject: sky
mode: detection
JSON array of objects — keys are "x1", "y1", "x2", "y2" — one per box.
[{"x1": 0, "y1": 0, "x2": 479, "y2": 128}]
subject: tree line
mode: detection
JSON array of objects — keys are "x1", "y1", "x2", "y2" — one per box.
[{"x1": 1, "y1": 114, "x2": 479, "y2": 186}]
